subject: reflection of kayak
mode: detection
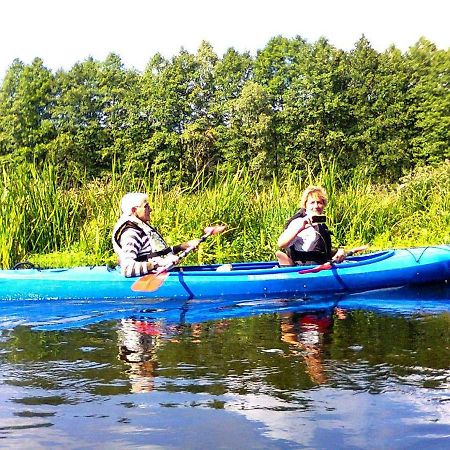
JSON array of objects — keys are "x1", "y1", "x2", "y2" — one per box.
[
  {"x1": 339, "y1": 284, "x2": 450, "y2": 316},
  {"x1": 0, "y1": 245, "x2": 449, "y2": 301},
  {"x1": 1, "y1": 285, "x2": 448, "y2": 332}
]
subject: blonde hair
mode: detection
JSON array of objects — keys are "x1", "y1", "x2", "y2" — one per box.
[{"x1": 300, "y1": 186, "x2": 328, "y2": 209}]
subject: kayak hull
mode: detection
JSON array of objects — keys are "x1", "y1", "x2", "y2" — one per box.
[{"x1": 0, "y1": 245, "x2": 449, "y2": 301}]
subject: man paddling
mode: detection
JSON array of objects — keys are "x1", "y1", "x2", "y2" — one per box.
[{"x1": 112, "y1": 192, "x2": 200, "y2": 277}]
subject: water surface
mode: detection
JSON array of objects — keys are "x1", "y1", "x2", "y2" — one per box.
[{"x1": 1, "y1": 285, "x2": 449, "y2": 449}]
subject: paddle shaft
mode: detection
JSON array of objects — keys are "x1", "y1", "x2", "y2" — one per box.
[
  {"x1": 298, "y1": 245, "x2": 368, "y2": 274},
  {"x1": 176, "y1": 232, "x2": 211, "y2": 260},
  {"x1": 131, "y1": 225, "x2": 226, "y2": 293},
  {"x1": 153, "y1": 227, "x2": 220, "y2": 276}
]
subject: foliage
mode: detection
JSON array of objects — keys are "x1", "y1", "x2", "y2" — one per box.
[
  {"x1": 0, "y1": 37, "x2": 448, "y2": 186},
  {"x1": 0, "y1": 36, "x2": 448, "y2": 267}
]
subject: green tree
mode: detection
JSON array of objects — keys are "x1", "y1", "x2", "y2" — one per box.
[
  {"x1": 254, "y1": 36, "x2": 310, "y2": 174},
  {"x1": 0, "y1": 58, "x2": 56, "y2": 162},
  {"x1": 140, "y1": 42, "x2": 222, "y2": 184},
  {"x1": 225, "y1": 80, "x2": 275, "y2": 175},
  {"x1": 370, "y1": 45, "x2": 411, "y2": 177},
  {"x1": 343, "y1": 36, "x2": 382, "y2": 172},
  {"x1": 48, "y1": 57, "x2": 108, "y2": 176},
  {"x1": 95, "y1": 53, "x2": 145, "y2": 170},
  {"x1": 212, "y1": 47, "x2": 253, "y2": 170},
  {"x1": 1, "y1": 36, "x2": 448, "y2": 187},
  {"x1": 178, "y1": 42, "x2": 221, "y2": 178},
  {"x1": 406, "y1": 38, "x2": 450, "y2": 167},
  {"x1": 140, "y1": 50, "x2": 195, "y2": 183},
  {"x1": 47, "y1": 54, "x2": 141, "y2": 178},
  {"x1": 279, "y1": 38, "x2": 350, "y2": 174}
]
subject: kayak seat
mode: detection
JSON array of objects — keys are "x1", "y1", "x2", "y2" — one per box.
[
  {"x1": 12, "y1": 261, "x2": 40, "y2": 270},
  {"x1": 216, "y1": 264, "x2": 233, "y2": 272}
]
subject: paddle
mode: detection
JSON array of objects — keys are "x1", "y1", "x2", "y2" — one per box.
[
  {"x1": 298, "y1": 245, "x2": 368, "y2": 275},
  {"x1": 131, "y1": 224, "x2": 226, "y2": 292}
]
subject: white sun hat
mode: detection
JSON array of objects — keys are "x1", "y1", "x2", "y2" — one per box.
[{"x1": 120, "y1": 192, "x2": 148, "y2": 215}]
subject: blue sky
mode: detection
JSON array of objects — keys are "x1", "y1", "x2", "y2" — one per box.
[{"x1": 1, "y1": 0, "x2": 448, "y2": 79}]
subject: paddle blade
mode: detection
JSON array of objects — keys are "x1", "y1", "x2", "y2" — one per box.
[
  {"x1": 298, "y1": 262, "x2": 333, "y2": 275},
  {"x1": 131, "y1": 224, "x2": 226, "y2": 293},
  {"x1": 131, "y1": 272, "x2": 169, "y2": 292},
  {"x1": 204, "y1": 224, "x2": 227, "y2": 236}
]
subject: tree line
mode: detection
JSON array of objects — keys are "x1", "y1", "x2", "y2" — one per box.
[{"x1": 0, "y1": 35, "x2": 448, "y2": 186}]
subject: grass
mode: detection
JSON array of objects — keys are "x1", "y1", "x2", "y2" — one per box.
[{"x1": 0, "y1": 160, "x2": 448, "y2": 269}]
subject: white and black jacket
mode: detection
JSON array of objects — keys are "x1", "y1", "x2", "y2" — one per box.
[{"x1": 112, "y1": 215, "x2": 182, "y2": 277}]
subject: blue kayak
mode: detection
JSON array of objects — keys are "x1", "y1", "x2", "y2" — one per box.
[{"x1": 0, "y1": 245, "x2": 448, "y2": 301}]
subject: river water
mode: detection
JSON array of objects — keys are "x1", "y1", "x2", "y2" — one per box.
[{"x1": 1, "y1": 284, "x2": 449, "y2": 449}]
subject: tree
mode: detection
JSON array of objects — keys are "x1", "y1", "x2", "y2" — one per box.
[
  {"x1": 406, "y1": 38, "x2": 450, "y2": 167},
  {"x1": 47, "y1": 58, "x2": 106, "y2": 175},
  {"x1": 139, "y1": 49, "x2": 195, "y2": 182},
  {"x1": 48, "y1": 55, "x2": 142, "y2": 177},
  {"x1": 0, "y1": 58, "x2": 56, "y2": 162},
  {"x1": 225, "y1": 80, "x2": 275, "y2": 175},
  {"x1": 370, "y1": 45, "x2": 411, "y2": 178},
  {"x1": 342, "y1": 36, "x2": 382, "y2": 172},
  {"x1": 278, "y1": 38, "x2": 349, "y2": 174},
  {"x1": 95, "y1": 53, "x2": 145, "y2": 170},
  {"x1": 212, "y1": 47, "x2": 253, "y2": 171},
  {"x1": 140, "y1": 42, "x2": 222, "y2": 184}
]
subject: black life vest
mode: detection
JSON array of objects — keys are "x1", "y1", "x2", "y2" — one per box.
[
  {"x1": 285, "y1": 209, "x2": 332, "y2": 264},
  {"x1": 113, "y1": 220, "x2": 172, "y2": 261}
]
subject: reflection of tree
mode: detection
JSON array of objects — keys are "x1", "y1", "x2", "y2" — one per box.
[
  {"x1": 281, "y1": 308, "x2": 347, "y2": 385},
  {"x1": 189, "y1": 320, "x2": 230, "y2": 343},
  {"x1": 117, "y1": 319, "x2": 162, "y2": 393}
]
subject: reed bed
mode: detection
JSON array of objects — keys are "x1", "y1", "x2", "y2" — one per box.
[{"x1": 0, "y1": 160, "x2": 448, "y2": 269}]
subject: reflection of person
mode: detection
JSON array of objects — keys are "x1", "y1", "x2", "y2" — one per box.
[
  {"x1": 117, "y1": 317, "x2": 230, "y2": 392},
  {"x1": 280, "y1": 307, "x2": 347, "y2": 385},
  {"x1": 276, "y1": 186, "x2": 345, "y2": 266},
  {"x1": 117, "y1": 318, "x2": 163, "y2": 393},
  {"x1": 112, "y1": 192, "x2": 200, "y2": 277}
]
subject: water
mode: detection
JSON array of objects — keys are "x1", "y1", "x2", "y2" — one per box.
[{"x1": 0, "y1": 285, "x2": 449, "y2": 449}]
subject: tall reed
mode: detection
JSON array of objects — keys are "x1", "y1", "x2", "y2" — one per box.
[{"x1": 0, "y1": 160, "x2": 448, "y2": 269}]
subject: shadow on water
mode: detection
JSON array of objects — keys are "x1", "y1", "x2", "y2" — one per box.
[{"x1": 0, "y1": 283, "x2": 449, "y2": 449}]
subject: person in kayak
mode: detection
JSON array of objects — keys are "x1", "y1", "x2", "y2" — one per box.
[
  {"x1": 276, "y1": 186, "x2": 345, "y2": 266},
  {"x1": 112, "y1": 192, "x2": 200, "y2": 277}
]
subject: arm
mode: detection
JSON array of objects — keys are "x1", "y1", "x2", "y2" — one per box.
[
  {"x1": 119, "y1": 229, "x2": 157, "y2": 277},
  {"x1": 172, "y1": 239, "x2": 201, "y2": 254},
  {"x1": 277, "y1": 217, "x2": 310, "y2": 249},
  {"x1": 331, "y1": 247, "x2": 346, "y2": 263}
]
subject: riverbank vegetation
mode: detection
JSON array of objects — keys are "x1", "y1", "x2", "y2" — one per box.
[
  {"x1": 0, "y1": 35, "x2": 448, "y2": 268},
  {"x1": 0, "y1": 160, "x2": 448, "y2": 269}
]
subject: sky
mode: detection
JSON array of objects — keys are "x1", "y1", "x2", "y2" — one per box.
[{"x1": 1, "y1": 0, "x2": 449, "y2": 79}]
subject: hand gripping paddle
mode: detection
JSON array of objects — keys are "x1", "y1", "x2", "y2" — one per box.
[
  {"x1": 132, "y1": 225, "x2": 226, "y2": 292},
  {"x1": 298, "y1": 245, "x2": 368, "y2": 275}
]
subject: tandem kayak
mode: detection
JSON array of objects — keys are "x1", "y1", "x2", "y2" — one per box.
[{"x1": 0, "y1": 245, "x2": 449, "y2": 301}]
